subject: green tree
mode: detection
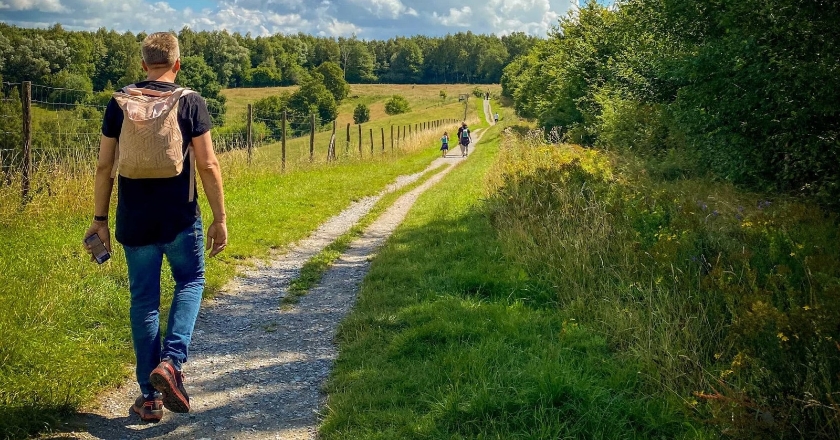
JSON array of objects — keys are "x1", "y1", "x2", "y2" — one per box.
[
  {"x1": 353, "y1": 103, "x2": 370, "y2": 124},
  {"x1": 388, "y1": 38, "x2": 424, "y2": 83},
  {"x1": 287, "y1": 73, "x2": 338, "y2": 124},
  {"x1": 384, "y1": 95, "x2": 410, "y2": 115},
  {"x1": 314, "y1": 61, "x2": 349, "y2": 103}
]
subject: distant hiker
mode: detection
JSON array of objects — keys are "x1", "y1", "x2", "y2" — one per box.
[
  {"x1": 494, "y1": 113, "x2": 499, "y2": 124},
  {"x1": 440, "y1": 131, "x2": 449, "y2": 157},
  {"x1": 83, "y1": 32, "x2": 228, "y2": 423},
  {"x1": 459, "y1": 123, "x2": 471, "y2": 157}
]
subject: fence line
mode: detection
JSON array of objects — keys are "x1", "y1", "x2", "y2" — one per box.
[{"x1": 1, "y1": 81, "x2": 464, "y2": 206}]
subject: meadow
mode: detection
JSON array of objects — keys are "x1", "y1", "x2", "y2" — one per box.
[{"x1": 0, "y1": 84, "x2": 486, "y2": 438}]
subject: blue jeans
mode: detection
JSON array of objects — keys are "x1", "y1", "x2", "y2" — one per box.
[{"x1": 123, "y1": 217, "x2": 205, "y2": 396}]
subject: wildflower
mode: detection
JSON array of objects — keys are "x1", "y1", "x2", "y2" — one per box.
[{"x1": 777, "y1": 332, "x2": 789, "y2": 342}]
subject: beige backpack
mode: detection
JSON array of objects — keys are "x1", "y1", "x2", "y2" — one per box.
[{"x1": 111, "y1": 86, "x2": 196, "y2": 201}]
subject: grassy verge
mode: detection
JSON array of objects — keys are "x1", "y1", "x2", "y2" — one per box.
[
  {"x1": 0, "y1": 96, "x2": 456, "y2": 438},
  {"x1": 483, "y1": 128, "x2": 840, "y2": 438},
  {"x1": 320, "y1": 123, "x2": 702, "y2": 439},
  {"x1": 283, "y1": 163, "x2": 450, "y2": 305}
]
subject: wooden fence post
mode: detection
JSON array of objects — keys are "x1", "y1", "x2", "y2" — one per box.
[
  {"x1": 329, "y1": 120, "x2": 336, "y2": 161},
  {"x1": 246, "y1": 104, "x2": 253, "y2": 164},
  {"x1": 281, "y1": 111, "x2": 287, "y2": 172},
  {"x1": 21, "y1": 81, "x2": 31, "y2": 205},
  {"x1": 346, "y1": 123, "x2": 351, "y2": 154},
  {"x1": 390, "y1": 125, "x2": 394, "y2": 151},
  {"x1": 309, "y1": 113, "x2": 315, "y2": 162},
  {"x1": 358, "y1": 124, "x2": 362, "y2": 156},
  {"x1": 381, "y1": 127, "x2": 385, "y2": 153},
  {"x1": 369, "y1": 128, "x2": 373, "y2": 155}
]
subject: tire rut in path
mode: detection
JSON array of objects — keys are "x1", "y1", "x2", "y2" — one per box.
[{"x1": 59, "y1": 131, "x2": 485, "y2": 440}]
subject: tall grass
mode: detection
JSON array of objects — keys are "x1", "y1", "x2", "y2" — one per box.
[{"x1": 484, "y1": 128, "x2": 840, "y2": 438}]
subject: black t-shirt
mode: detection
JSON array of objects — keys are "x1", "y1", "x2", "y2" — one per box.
[{"x1": 102, "y1": 81, "x2": 212, "y2": 247}]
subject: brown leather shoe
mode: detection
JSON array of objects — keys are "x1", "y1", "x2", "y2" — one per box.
[
  {"x1": 131, "y1": 394, "x2": 163, "y2": 422},
  {"x1": 150, "y1": 359, "x2": 190, "y2": 413}
]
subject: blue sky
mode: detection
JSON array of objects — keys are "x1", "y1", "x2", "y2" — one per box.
[{"x1": 0, "y1": 0, "x2": 609, "y2": 39}]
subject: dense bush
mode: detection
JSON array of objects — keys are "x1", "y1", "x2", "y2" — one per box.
[
  {"x1": 504, "y1": 0, "x2": 840, "y2": 207},
  {"x1": 384, "y1": 95, "x2": 410, "y2": 115},
  {"x1": 486, "y1": 129, "x2": 840, "y2": 438},
  {"x1": 352, "y1": 103, "x2": 370, "y2": 124},
  {"x1": 253, "y1": 93, "x2": 291, "y2": 138}
]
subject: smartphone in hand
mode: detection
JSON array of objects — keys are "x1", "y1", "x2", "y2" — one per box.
[{"x1": 85, "y1": 233, "x2": 111, "y2": 264}]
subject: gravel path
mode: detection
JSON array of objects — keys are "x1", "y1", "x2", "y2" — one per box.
[{"x1": 53, "y1": 131, "x2": 484, "y2": 440}]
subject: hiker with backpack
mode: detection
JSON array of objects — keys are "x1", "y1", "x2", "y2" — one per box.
[
  {"x1": 458, "y1": 122, "x2": 471, "y2": 157},
  {"x1": 440, "y1": 131, "x2": 450, "y2": 157},
  {"x1": 83, "y1": 32, "x2": 227, "y2": 423}
]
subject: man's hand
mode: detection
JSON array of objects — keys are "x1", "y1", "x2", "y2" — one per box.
[
  {"x1": 83, "y1": 221, "x2": 111, "y2": 262},
  {"x1": 206, "y1": 221, "x2": 228, "y2": 257}
]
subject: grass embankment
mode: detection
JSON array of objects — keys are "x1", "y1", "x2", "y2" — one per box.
[
  {"x1": 320, "y1": 121, "x2": 702, "y2": 439},
  {"x1": 482, "y1": 128, "x2": 839, "y2": 437},
  {"x1": 0, "y1": 86, "x2": 483, "y2": 439}
]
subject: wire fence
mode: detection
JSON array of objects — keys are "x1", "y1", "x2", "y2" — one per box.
[{"x1": 1, "y1": 81, "x2": 463, "y2": 206}]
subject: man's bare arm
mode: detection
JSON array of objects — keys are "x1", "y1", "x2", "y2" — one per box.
[
  {"x1": 83, "y1": 135, "x2": 116, "y2": 258},
  {"x1": 192, "y1": 131, "x2": 228, "y2": 257}
]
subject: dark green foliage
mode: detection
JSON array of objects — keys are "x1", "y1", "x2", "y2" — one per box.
[
  {"x1": 384, "y1": 95, "x2": 410, "y2": 115},
  {"x1": 253, "y1": 93, "x2": 291, "y2": 137},
  {"x1": 508, "y1": 0, "x2": 840, "y2": 207},
  {"x1": 353, "y1": 103, "x2": 370, "y2": 124},
  {"x1": 288, "y1": 73, "x2": 338, "y2": 124},
  {"x1": 314, "y1": 61, "x2": 349, "y2": 103},
  {"x1": 244, "y1": 65, "x2": 282, "y2": 87}
]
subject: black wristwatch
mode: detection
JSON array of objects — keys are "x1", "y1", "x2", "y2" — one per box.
[{"x1": 93, "y1": 215, "x2": 108, "y2": 222}]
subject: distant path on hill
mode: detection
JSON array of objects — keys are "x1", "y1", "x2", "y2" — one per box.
[
  {"x1": 484, "y1": 97, "x2": 495, "y2": 125},
  {"x1": 53, "y1": 130, "x2": 487, "y2": 440}
]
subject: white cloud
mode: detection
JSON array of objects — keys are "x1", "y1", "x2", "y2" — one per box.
[
  {"x1": 318, "y1": 17, "x2": 362, "y2": 36},
  {"x1": 0, "y1": 0, "x2": 66, "y2": 12},
  {"x1": 353, "y1": 0, "x2": 416, "y2": 19},
  {"x1": 432, "y1": 6, "x2": 471, "y2": 27}
]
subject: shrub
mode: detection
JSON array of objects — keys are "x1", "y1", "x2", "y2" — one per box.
[
  {"x1": 486, "y1": 129, "x2": 840, "y2": 438},
  {"x1": 253, "y1": 93, "x2": 291, "y2": 138},
  {"x1": 353, "y1": 104, "x2": 370, "y2": 124},
  {"x1": 384, "y1": 95, "x2": 410, "y2": 115},
  {"x1": 439, "y1": 90, "x2": 447, "y2": 101}
]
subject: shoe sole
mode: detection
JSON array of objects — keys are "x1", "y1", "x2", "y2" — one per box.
[
  {"x1": 150, "y1": 363, "x2": 190, "y2": 413},
  {"x1": 131, "y1": 403, "x2": 163, "y2": 423}
]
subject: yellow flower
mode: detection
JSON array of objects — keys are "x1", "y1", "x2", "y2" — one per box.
[{"x1": 777, "y1": 332, "x2": 789, "y2": 342}]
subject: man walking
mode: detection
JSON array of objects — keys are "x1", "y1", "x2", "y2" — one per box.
[
  {"x1": 83, "y1": 32, "x2": 227, "y2": 423},
  {"x1": 459, "y1": 122, "x2": 471, "y2": 157}
]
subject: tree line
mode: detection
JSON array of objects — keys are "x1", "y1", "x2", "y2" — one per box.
[
  {"x1": 0, "y1": 23, "x2": 535, "y2": 94},
  {"x1": 503, "y1": 0, "x2": 840, "y2": 206}
]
